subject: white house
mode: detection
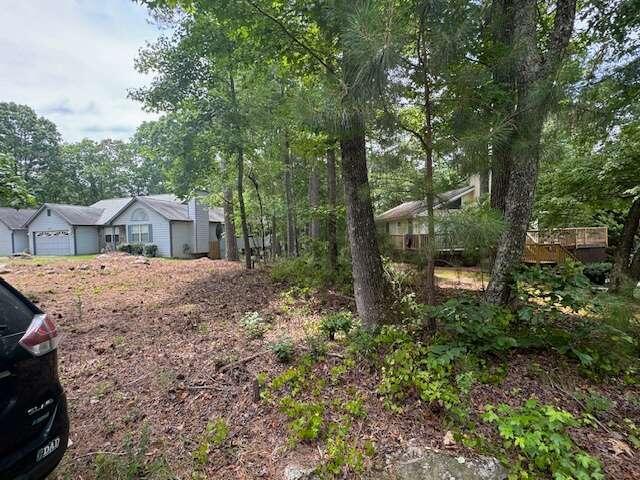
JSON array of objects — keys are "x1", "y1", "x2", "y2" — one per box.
[
  {"x1": 376, "y1": 174, "x2": 490, "y2": 251},
  {"x1": 21, "y1": 194, "x2": 224, "y2": 258},
  {"x1": 0, "y1": 208, "x2": 37, "y2": 256}
]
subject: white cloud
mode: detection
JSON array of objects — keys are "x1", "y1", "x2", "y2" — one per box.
[{"x1": 0, "y1": 0, "x2": 164, "y2": 142}]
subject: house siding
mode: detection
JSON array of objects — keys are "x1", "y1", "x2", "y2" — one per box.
[
  {"x1": 28, "y1": 209, "x2": 74, "y2": 255},
  {"x1": 75, "y1": 226, "x2": 100, "y2": 254},
  {"x1": 171, "y1": 222, "x2": 193, "y2": 258},
  {"x1": 110, "y1": 202, "x2": 173, "y2": 257},
  {"x1": 0, "y1": 223, "x2": 12, "y2": 256}
]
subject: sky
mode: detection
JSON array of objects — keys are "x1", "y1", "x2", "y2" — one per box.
[{"x1": 0, "y1": 0, "x2": 165, "y2": 143}]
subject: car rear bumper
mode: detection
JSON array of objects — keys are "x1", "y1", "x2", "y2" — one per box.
[{"x1": 0, "y1": 393, "x2": 69, "y2": 480}]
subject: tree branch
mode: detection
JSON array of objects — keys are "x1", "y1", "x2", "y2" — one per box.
[{"x1": 243, "y1": 0, "x2": 337, "y2": 78}]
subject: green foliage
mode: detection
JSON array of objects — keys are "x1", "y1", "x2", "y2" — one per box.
[
  {"x1": 514, "y1": 261, "x2": 593, "y2": 317},
  {"x1": 575, "y1": 390, "x2": 615, "y2": 418},
  {"x1": 271, "y1": 255, "x2": 352, "y2": 294},
  {"x1": 582, "y1": 262, "x2": 612, "y2": 286},
  {"x1": 435, "y1": 298, "x2": 518, "y2": 353},
  {"x1": 94, "y1": 424, "x2": 172, "y2": 480},
  {"x1": 192, "y1": 418, "x2": 230, "y2": 466},
  {"x1": 482, "y1": 399, "x2": 604, "y2": 480},
  {"x1": 280, "y1": 396, "x2": 325, "y2": 444},
  {"x1": 0, "y1": 153, "x2": 34, "y2": 207},
  {"x1": 377, "y1": 326, "x2": 473, "y2": 417},
  {"x1": 241, "y1": 311, "x2": 269, "y2": 339},
  {"x1": 270, "y1": 337, "x2": 295, "y2": 363},
  {"x1": 117, "y1": 243, "x2": 145, "y2": 256},
  {"x1": 513, "y1": 263, "x2": 639, "y2": 379},
  {"x1": 319, "y1": 311, "x2": 353, "y2": 340},
  {"x1": 144, "y1": 244, "x2": 159, "y2": 257}
]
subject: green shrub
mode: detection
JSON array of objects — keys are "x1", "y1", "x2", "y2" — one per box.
[
  {"x1": 270, "y1": 254, "x2": 353, "y2": 294},
  {"x1": 435, "y1": 298, "x2": 518, "y2": 353},
  {"x1": 482, "y1": 399, "x2": 604, "y2": 479},
  {"x1": 116, "y1": 243, "x2": 132, "y2": 254},
  {"x1": 575, "y1": 389, "x2": 615, "y2": 417},
  {"x1": 241, "y1": 311, "x2": 268, "y2": 339},
  {"x1": 583, "y1": 262, "x2": 612, "y2": 286},
  {"x1": 320, "y1": 311, "x2": 353, "y2": 340},
  {"x1": 280, "y1": 396, "x2": 325, "y2": 443},
  {"x1": 143, "y1": 244, "x2": 158, "y2": 257},
  {"x1": 271, "y1": 337, "x2": 295, "y2": 363},
  {"x1": 192, "y1": 418, "x2": 229, "y2": 466}
]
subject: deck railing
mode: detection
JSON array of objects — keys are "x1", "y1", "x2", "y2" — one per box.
[
  {"x1": 389, "y1": 226, "x2": 608, "y2": 253},
  {"x1": 525, "y1": 227, "x2": 608, "y2": 248}
]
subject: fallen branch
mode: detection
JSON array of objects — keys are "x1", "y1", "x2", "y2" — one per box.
[{"x1": 219, "y1": 349, "x2": 271, "y2": 373}]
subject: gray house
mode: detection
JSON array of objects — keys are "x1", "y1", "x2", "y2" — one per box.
[
  {"x1": 0, "y1": 208, "x2": 37, "y2": 256},
  {"x1": 22, "y1": 194, "x2": 224, "y2": 258}
]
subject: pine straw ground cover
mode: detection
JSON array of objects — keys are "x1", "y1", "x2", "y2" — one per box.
[{"x1": 2, "y1": 255, "x2": 639, "y2": 479}]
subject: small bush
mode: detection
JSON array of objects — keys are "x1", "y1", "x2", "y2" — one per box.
[
  {"x1": 280, "y1": 397, "x2": 325, "y2": 444},
  {"x1": 583, "y1": 262, "x2": 612, "y2": 286},
  {"x1": 192, "y1": 418, "x2": 229, "y2": 466},
  {"x1": 130, "y1": 243, "x2": 144, "y2": 255},
  {"x1": 241, "y1": 311, "x2": 268, "y2": 339},
  {"x1": 144, "y1": 244, "x2": 158, "y2": 257},
  {"x1": 319, "y1": 311, "x2": 353, "y2": 340},
  {"x1": 116, "y1": 243, "x2": 132, "y2": 254},
  {"x1": 271, "y1": 337, "x2": 295, "y2": 363},
  {"x1": 482, "y1": 398, "x2": 604, "y2": 479},
  {"x1": 270, "y1": 254, "x2": 353, "y2": 294}
]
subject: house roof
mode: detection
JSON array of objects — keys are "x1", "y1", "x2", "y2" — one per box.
[
  {"x1": 43, "y1": 204, "x2": 105, "y2": 226},
  {"x1": 24, "y1": 194, "x2": 224, "y2": 227},
  {"x1": 136, "y1": 196, "x2": 191, "y2": 221},
  {"x1": 208, "y1": 207, "x2": 224, "y2": 223},
  {"x1": 91, "y1": 197, "x2": 135, "y2": 224},
  {"x1": 0, "y1": 207, "x2": 37, "y2": 230},
  {"x1": 376, "y1": 185, "x2": 476, "y2": 221}
]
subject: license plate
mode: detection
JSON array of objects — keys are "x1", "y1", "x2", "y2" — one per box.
[{"x1": 36, "y1": 437, "x2": 60, "y2": 462}]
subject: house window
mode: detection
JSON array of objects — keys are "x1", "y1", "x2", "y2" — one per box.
[
  {"x1": 129, "y1": 224, "x2": 151, "y2": 243},
  {"x1": 46, "y1": 209, "x2": 51, "y2": 217},
  {"x1": 105, "y1": 234, "x2": 120, "y2": 244},
  {"x1": 385, "y1": 222, "x2": 390, "y2": 234},
  {"x1": 105, "y1": 234, "x2": 112, "y2": 243}
]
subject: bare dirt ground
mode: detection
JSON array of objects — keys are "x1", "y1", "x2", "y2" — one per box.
[{"x1": 2, "y1": 255, "x2": 639, "y2": 479}]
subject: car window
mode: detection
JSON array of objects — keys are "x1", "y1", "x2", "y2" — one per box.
[{"x1": 0, "y1": 282, "x2": 34, "y2": 332}]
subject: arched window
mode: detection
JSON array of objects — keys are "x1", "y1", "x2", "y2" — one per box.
[{"x1": 130, "y1": 208, "x2": 149, "y2": 222}]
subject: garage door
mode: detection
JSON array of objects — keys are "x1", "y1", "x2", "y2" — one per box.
[{"x1": 34, "y1": 231, "x2": 71, "y2": 256}]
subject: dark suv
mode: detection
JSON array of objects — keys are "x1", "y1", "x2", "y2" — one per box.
[{"x1": 0, "y1": 278, "x2": 69, "y2": 480}]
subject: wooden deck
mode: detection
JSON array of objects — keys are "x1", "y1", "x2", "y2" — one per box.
[{"x1": 389, "y1": 227, "x2": 607, "y2": 264}]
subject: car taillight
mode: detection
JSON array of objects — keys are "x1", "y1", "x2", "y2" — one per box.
[{"x1": 19, "y1": 314, "x2": 60, "y2": 356}]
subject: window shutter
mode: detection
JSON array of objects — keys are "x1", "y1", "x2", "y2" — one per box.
[
  {"x1": 128, "y1": 226, "x2": 134, "y2": 243},
  {"x1": 148, "y1": 224, "x2": 153, "y2": 243}
]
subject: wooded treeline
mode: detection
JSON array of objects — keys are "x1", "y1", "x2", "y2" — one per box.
[{"x1": 1, "y1": 0, "x2": 638, "y2": 327}]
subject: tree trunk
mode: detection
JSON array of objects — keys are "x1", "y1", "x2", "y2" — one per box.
[
  {"x1": 610, "y1": 198, "x2": 640, "y2": 292},
  {"x1": 339, "y1": 110, "x2": 388, "y2": 328},
  {"x1": 236, "y1": 147, "x2": 252, "y2": 270},
  {"x1": 248, "y1": 172, "x2": 266, "y2": 261},
  {"x1": 326, "y1": 147, "x2": 338, "y2": 276},
  {"x1": 488, "y1": 0, "x2": 515, "y2": 215},
  {"x1": 271, "y1": 213, "x2": 281, "y2": 259},
  {"x1": 308, "y1": 164, "x2": 321, "y2": 241},
  {"x1": 223, "y1": 187, "x2": 239, "y2": 261},
  {"x1": 486, "y1": 0, "x2": 576, "y2": 304},
  {"x1": 283, "y1": 136, "x2": 298, "y2": 257},
  {"x1": 630, "y1": 244, "x2": 640, "y2": 282}
]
